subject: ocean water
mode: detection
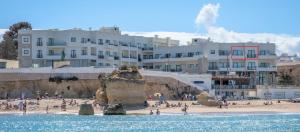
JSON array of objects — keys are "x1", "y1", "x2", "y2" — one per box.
[{"x1": 0, "y1": 113, "x2": 300, "y2": 132}]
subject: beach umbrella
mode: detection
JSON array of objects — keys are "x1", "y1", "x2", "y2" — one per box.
[{"x1": 154, "y1": 93, "x2": 161, "y2": 96}]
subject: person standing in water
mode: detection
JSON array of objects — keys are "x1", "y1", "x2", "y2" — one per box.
[
  {"x1": 156, "y1": 109, "x2": 160, "y2": 115},
  {"x1": 150, "y1": 110, "x2": 154, "y2": 115}
]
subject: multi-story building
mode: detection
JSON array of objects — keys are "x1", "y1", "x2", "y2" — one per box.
[
  {"x1": 18, "y1": 27, "x2": 179, "y2": 68},
  {"x1": 18, "y1": 27, "x2": 277, "y2": 99}
]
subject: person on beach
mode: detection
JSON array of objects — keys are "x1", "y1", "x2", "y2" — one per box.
[
  {"x1": 150, "y1": 110, "x2": 154, "y2": 115},
  {"x1": 23, "y1": 100, "x2": 27, "y2": 114},
  {"x1": 156, "y1": 109, "x2": 160, "y2": 115},
  {"x1": 46, "y1": 105, "x2": 49, "y2": 114}
]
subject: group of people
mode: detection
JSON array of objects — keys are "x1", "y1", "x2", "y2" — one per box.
[
  {"x1": 181, "y1": 94, "x2": 196, "y2": 101},
  {"x1": 149, "y1": 109, "x2": 160, "y2": 115}
]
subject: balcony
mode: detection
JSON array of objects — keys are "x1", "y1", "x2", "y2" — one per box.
[
  {"x1": 47, "y1": 42, "x2": 66, "y2": 46},
  {"x1": 71, "y1": 54, "x2": 77, "y2": 58},
  {"x1": 208, "y1": 67, "x2": 219, "y2": 70},
  {"x1": 247, "y1": 66, "x2": 256, "y2": 70},
  {"x1": 36, "y1": 54, "x2": 43, "y2": 58},
  {"x1": 247, "y1": 54, "x2": 257, "y2": 58},
  {"x1": 37, "y1": 42, "x2": 43, "y2": 46},
  {"x1": 98, "y1": 55, "x2": 104, "y2": 59},
  {"x1": 212, "y1": 85, "x2": 255, "y2": 89},
  {"x1": 114, "y1": 56, "x2": 119, "y2": 60},
  {"x1": 142, "y1": 47, "x2": 153, "y2": 51}
]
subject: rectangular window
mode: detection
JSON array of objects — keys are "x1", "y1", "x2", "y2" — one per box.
[
  {"x1": 81, "y1": 38, "x2": 87, "y2": 43},
  {"x1": 210, "y1": 50, "x2": 215, "y2": 54},
  {"x1": 247, "y1": 62, "x2": 256, "y2": 70},
  {"x1": 22, "y1": 48, "x2": 30, "y2": 56},
  {"x1": 37, "y1": 38, "x2": 43, "y2": 46},
  {"x1": 47, "y1": 38, "x2": 54, "y2": 45},
  {"x1": 81, "y1": 48, "x2": 87, "y2": 55},
  {"x1": 98, "y1": 39, "x2": 103, "y2": 45},
  {"x1": 71, "y1": 50, "x2": 76, "y2": 58},
  {"x1": 259, "y1": 50, "x2": 266, "y2": 55},
  {"x1": 247, "y1": 50, "x2": 256, "y2": 58},
  {"x1": 71, "y1": 37, "x2": 76, "y2": 42},
  {"x1": 188, "y1": 52, "x2": 194, "y2": 57},
  {"x1": 232, "y1": 50, "x2": 243, "y2": 56},
  {"x1": 176, "y1": 53, "x2": 182, "y2": 58},
  {"x1": 22, "y1": 36, "x2": 30, "y2": 44},
  {"x1": 105, "y1": 40, "x2": 110, "y2": 44},
  {"x1": 37, "y1": 50, "x2": 43, "y2": 58},
  {"x1": 155, "y1": 54, "x2": 160, "y2": 59}
]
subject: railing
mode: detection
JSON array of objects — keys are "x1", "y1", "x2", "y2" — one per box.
[
  {"x1": 36, "y1": 55, "x2": 43, "y2": 58},
  {"x1": 71, "y1": 54, "x2": 77, "y2": 58},
  {"x1": 98, "y1": 55, "x2": 104, "y2": 59},
  {"x1": 247, "y1": 66, "x2": 256, "y2": 70},
  {"x1": 47, "y1": 42, "x2": 66, "y2": 46},
  {"x1": 247, "y1": 54, "x2": 257, "y2": 58},
  {"x1": 212, "y1": 85, "x2": 255, "y2": 89},
  {"x1": 37, "y1": 42, "x2": 43, "y2": 46}
]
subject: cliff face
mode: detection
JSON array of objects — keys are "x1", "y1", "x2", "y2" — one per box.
[
  {"x1": 97, "y1": 67, "x2": 146, "y2": 106},
  {"x1": 0, "y1": 79, "x2": 100, "y2": 99}
]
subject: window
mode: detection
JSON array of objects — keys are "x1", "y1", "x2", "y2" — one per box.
[
  {"x1": 259, "y1": 62, "x2": 268, "y2": 67},
  {"x1": 155, "y1": 54, "x2": 160, "y2": 59},
  {"x1": 195, "y1": 52, "x2": 201, "y2": 55},
  {"x1": 188, "y1": 52, "x2": 194, "y2": 57},
  {"x1": 247, "y1": 50, "x2": 256, "y2": 58},
  {"x1": 176, "y1": 53, "x2": 182, "y2": 58},
  {"x1": 105, "y1": 40, "x2": 110, "y2": 44},
  {"x1": 232, "y1": 62, "x2": 244, "y2": 68},
  {"x1": 247, "y1": 62, "x2": 256, "y2": 70},
  {"x1": 47, "y1": 38, "x2": 54, "y2": 45},
  {"x1": 105, "y1": 51, "x2": 110, "y2": 56},
  {"x1": 210, "y1": 50, "x2": 215, "y2": 54},
  {"x1": 165, "y1": 53, "x2": 171, "y2": 58},
  {"x1": 91, "y1": 47, "x2": 96, "y2": 56},
  {"x1": 81, "y1": 38, "x2": 87, "y2": 43},
  {"x1": 22, "y1": 36, "x2": 30, "y2": 44},
  {"x1": 232, "y1": 50, "x2": 243, "y2": 56},
  {"x1": 188, "y1": 64, "x2": 195, "y2": 69},
  {"x1": 71, "y1": 50, "x2": 76, "y2": 58},
  {"x1": 22, "y1": 48, "x2": 30, "y2": 56},
  {"x1": 37, "y1": 50, "x2": 43, "y2": 58},
  {"x1": 71, "y1": 37, "x2": 76, "y2": 42},
  {"x1": 81, "y1": 48, "x2": 87, "y2": 55},
  {"x1": 259, "y1": 50, "x2": 266, "y2": 55},
  {"x1": 98, "y1": 39, "x2": 103, "y2": 45},
  {"x1": 219, "y1": 50, "x2": 229, "y2": 56},
  {"x1": 37, "y1": 38, "x2": 43, "y2": 46}
]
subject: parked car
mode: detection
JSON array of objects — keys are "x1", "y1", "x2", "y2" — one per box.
[{"x1": 247, "y1": 97, "x2": 260, "y2": 100}]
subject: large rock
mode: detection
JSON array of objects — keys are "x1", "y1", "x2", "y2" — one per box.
[
  {"x1": 95, "y1": 89, "x2": 108, "y2": 105},
  {"x1": 103, "y1": 103, "x2": 126, "y2": 115},
  {"x1": 197, "y1": 92, "x2": 219, "y2": 106},
  {"x1": 105, "y1": 79, "x2": 145, "y2": 106},
  {"x1": 79, "y1": 104, "x2": 94, "y2": 115},
  {"x1": 103, "y1": 67, "x2": 146, "y2": 106}
]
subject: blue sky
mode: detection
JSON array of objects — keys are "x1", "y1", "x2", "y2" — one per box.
[
  {"x1": 0, "y1": 0, "x2": 299, "y2": 35},
  {"x1": 1, "y1": 0, "x2": 300, "y2": 54}
]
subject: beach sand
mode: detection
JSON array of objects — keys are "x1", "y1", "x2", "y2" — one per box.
[{"x1": 1, "y1": 99, "x2": 300, "y2": 115}]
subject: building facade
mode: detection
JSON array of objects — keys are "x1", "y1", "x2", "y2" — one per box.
[{"x1": 18, "y1": 27, "x2": 277, "y2": 99}]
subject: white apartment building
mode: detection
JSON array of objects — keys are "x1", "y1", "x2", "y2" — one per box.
[
  {"x1": 18, "y1": 27, "x2": 179, "y2": 68},
  {"x1": 18, "y1": 27, "x2": 277, "y2": 99}
]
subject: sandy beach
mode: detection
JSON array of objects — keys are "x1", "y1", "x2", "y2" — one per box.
[{"x1": 1, "y1": 99, "x2": 300, "y2": 115}]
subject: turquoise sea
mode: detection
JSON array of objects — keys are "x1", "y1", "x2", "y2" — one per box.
[{"x1": 0, "y1": 113, "x2": 300, "y2": 132}]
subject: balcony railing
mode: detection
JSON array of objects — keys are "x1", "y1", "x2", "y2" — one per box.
[
  {"x1": 212, "y1": 85, "x2": 255, "y2": 89},
  {"x1": 36, "y1": 54, "x2": 43, "y2": 58},
  {"x1": 37, "y1": 42, "x2": 43, "y2": 46},
  {"x1": 247, "y1": 66, "x2": 256, "y2": 70},
  {"x1": 71, "y1": 54, "x2": 77, "y2": 58},
  {"x1": 47, "y1": 42, "x2": 66, "y2": 46},
  {"x1": 98, "y1": 55, "x2": 104, "y2": 59},
  {"x1": 247, "y1": 54, "x2": 257, "y2": 58}
]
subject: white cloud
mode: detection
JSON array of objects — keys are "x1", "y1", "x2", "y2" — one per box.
[{"x1": 195, "y1": 3, "x2": 220, "y2": 28}]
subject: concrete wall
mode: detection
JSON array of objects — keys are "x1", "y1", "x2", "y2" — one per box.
[{"x1": 257, "y1": 85, "x2": 300, "y2": 99}]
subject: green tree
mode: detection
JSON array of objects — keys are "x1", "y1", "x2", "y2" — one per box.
[{"x1": 0, "y1": 22, "x2": 32, "y2": 60}]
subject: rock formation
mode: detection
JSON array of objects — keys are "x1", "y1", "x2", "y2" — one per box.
[
  {"x1": 197, "y1": 92, "x2": 219, "y2": 106},
  {"x1": 79, "y1": 104, "x2": 94, "y2": 115},
  {"x1": 103, "y1": 103, "x2": 126, "y2": 115},
  {"x1": 96, "y1": 66, "x2": 146, "y2": 106}
]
